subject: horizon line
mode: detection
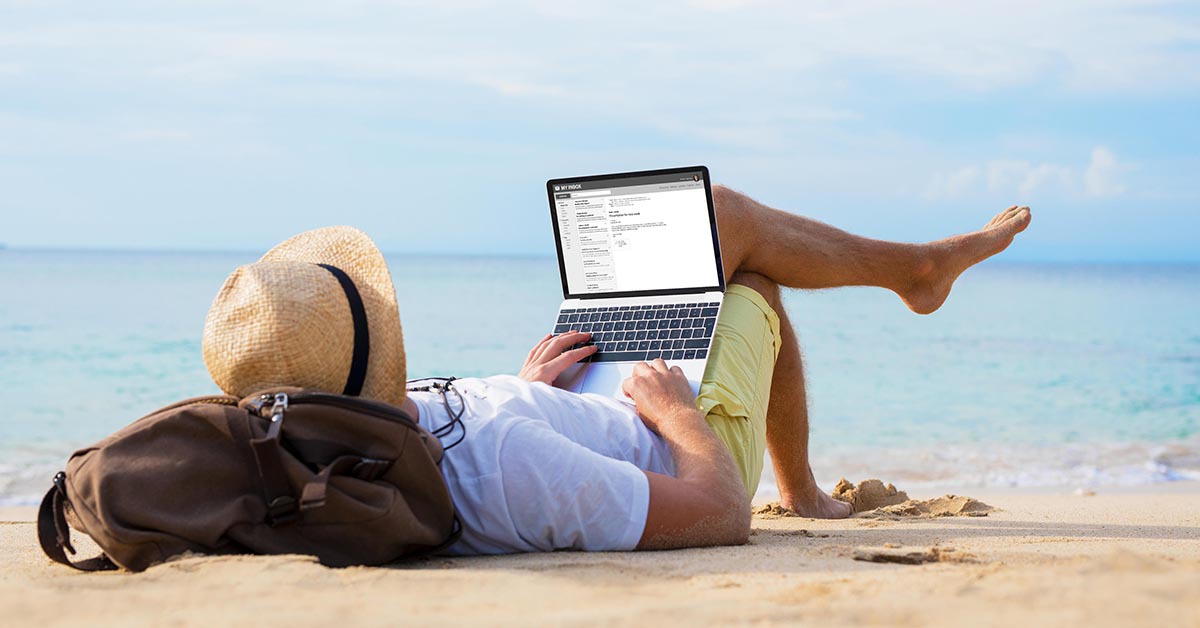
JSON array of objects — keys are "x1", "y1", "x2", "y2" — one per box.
[{"x1": 1, "y1": 245, "x2": 1199, "y2": 266}]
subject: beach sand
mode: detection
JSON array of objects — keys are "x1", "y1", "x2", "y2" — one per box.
[{"x1": 3, "y1": 485, "x2": 1199, "y2": 627}]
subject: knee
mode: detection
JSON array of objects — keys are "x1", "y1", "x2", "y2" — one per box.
[
  {"x1": 712, "y1": 184, "x2": 736, "y2": 206},
  {"x1": 712, "y1": 184, "x2": 749, "y2": 224},
  {"x1": 729, "y1": 271, "x2": 781, "y2": 308}
]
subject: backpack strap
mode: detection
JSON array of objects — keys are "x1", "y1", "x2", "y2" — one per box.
[
  {"x1": 250, "y1": 418, "x2": 299, "y2": 526},
  {"x1": 36, "y1": 473, "x2": 118, "y2": 571},
  {"x1": 299, "y1": 455, "x2": 391, "y2": 511},
  {"x1": 250, "y1": 393, "x2": 301, "y2": 526}
]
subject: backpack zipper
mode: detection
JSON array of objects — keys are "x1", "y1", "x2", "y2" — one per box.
[
  {"x1": 179, "y1": 396, "x2": 240, "y2": 408},
  {"x1": 133, "y1": 395, "x2": 239, "y2": 423},
  {"x1": 249, "y1": 392, "x2": 420, "y2": 431}
]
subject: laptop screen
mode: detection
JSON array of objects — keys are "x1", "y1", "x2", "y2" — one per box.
[{"x1": 548, "y1": 167, "x2": 724, "y2": 299}]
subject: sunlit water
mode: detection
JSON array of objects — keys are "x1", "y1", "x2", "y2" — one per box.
[{"x1": 1, "y1": 250, "x2": 1197, "y2": 504}]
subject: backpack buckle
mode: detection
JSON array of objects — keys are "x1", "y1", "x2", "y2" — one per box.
[
  {"x1": 266, "y1": 496, "x2": 299, "y2": 526},
  {"x1": 50, "y1": 472, "x2": 77, "y2": 554},
  {"x1": 52, "y1": 471, "x2": 68, "y2": 495}
]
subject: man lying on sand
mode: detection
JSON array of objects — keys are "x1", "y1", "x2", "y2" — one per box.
[{"x1": 203, "y1": 186, "x2": 1031, "y2": 553}]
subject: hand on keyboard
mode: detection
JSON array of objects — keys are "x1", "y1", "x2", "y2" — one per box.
[
  {"x1": 518, "y1": 330, "x2": 598, "y2": 386},
  {"x1": 552, "y1": 302, "x2": 719, "y2": 363}
]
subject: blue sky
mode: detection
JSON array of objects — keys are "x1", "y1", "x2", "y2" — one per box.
[{"x1": 1, "y1": 1, "x2": 1197, "y2": 261}]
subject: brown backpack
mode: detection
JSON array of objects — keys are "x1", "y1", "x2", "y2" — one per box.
[{"x1": 37, "y1": 387, "x2": 461, "y2": 571}]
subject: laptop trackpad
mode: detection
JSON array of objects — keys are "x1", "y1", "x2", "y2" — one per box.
[
  {"x1": 580, "y1": 363, "x2": 704, "y2": 401},
  {"x1": 580, "y1": 363, "x2": 637, "y2": 400}
]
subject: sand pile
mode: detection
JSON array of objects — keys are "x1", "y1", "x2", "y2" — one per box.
[
  {"x1": 862, "y1": 494, "x2": 994, "y2": 518},
  {"x1": 832, "y1": 478, "x2": 994, "y2": 518},
  {"x1": 751, "y1": 503, "x2": 800, "y2": 518},
  {"x1": 831, "y1": 478, "x2": 910, "y2": 512},
  {"x1": 752, "y1": 479, "x2": 993, "y2": 519}
]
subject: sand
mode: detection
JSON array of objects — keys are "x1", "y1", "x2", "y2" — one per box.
[
  {"x1": 760, "y1": 478, "x2": 995, "y2": 520},
  {"x1": 3, "y1": 486, "x2": 1200, "y2": 627},
  {"x1": 832, "y1": 477, "x2": 911, "y2": 512},
  {"x1": 862, "y1": 493, "x2": 994, "y2": 518}
]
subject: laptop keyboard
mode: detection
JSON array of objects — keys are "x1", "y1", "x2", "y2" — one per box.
[{"x1": 553, "y1": 301, "x2": 720, "y2": 363}]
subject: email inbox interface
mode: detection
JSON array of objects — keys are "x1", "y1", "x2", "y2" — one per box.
[{"x1": 554, "y1": 172, "x2": 719, "y2": 295}]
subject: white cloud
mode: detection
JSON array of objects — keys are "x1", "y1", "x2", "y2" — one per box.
[
  {"x1": 0, "y1": 0, "x2": 1192, "y2": 184},
  {"x1": 926, "y1": 146, "x2": 1129, "y2": 200},
  {"x1": 1084, "y1": 146, "x2": 1127, "y2": 197},
  {"x1": 2, "y1": 2, "x2": 1196, "y2": 108},
  {"x1": 0, "y1": 1, "x2": 1178, "y2": 211},
  {"x1": 926, "y1": 165, "x2": 981, "y2": 199}
]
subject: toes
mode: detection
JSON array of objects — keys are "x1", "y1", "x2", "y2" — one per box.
[
  {"x1": 998, "y1": 207, "x2": 1032, "y2": 235},
  {"x1": 1012, "y1": 206, "x2": 1032, "y2": 230},
  {"x1": 985, "y1": 206, "x2": 1017, "y2": 229},
  {"x1": 990, "y1": 205, "x2": 1025, "y2": 230}
]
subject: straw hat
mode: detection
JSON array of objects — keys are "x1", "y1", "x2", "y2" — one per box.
[{"x1": 202, "y1": 226, "x2": 406, "y2": 406}]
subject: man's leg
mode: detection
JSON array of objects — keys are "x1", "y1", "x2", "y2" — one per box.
[
  {"x1": 712, "y1": 185, "x2": 1031, "y2": 314},
  {"x1": 710, "y1": 187, "x2": 1030, "y2": 517},
  {"x1": 727, "y1": 271, "x2": 851, "y2": 518}
]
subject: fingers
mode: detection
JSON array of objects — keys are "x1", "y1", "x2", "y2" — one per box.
[
  {"x1": 529, "y1": 333, "x2": 557, "y2": 363},
  {"x1": 628, "y1": 358, "x2": 687, "y2": 390},
  {"x1": 634, "y1": 359, "x2": 681, "y2": 379},
  {"x1": 543, "y1": 344, "x2": 598, "y2": 375},
  {"x1": 526, "y1": 333, "x2": 552, "y2": 363},
  {"x1": 621, "y1": 375, "x2": 636, "y2": 399},
  {"x1": 633, "y1": 361, "x2": 655, "y2": 377},
  {"x1": 632, "y1": 359, "x2": 669, "y2": 375},
  {"x1": 534, "y1": 331, "x2": 591, "y2": 363}
]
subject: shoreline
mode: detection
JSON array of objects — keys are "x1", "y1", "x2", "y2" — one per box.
[
  {"x1": 7, "y1": 437, "x2": 1199, "y2": 507},
  {"x1": 4, "y1": 484, "x2": 1198, "y2": 626}
]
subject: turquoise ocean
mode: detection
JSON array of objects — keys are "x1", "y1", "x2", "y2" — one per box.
[{"x1": 2, "y1": 249, "x2": 1198, "y2": 504}]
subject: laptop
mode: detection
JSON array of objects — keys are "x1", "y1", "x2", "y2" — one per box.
[{"x1": 545, "y1": 166, "x2": 725, "y2": 400}]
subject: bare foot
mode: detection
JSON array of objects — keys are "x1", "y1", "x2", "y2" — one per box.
[
  {"x1": 899, "y1": 205, "x2": 1032, "y2": 315},
  {"x1": 782, "y1": 488, "x2": 854, "y2": 519}
]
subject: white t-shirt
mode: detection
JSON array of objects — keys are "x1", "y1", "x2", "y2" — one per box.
[{"x1": 408, "y1": 375, "x2": 676, "y2": 555}]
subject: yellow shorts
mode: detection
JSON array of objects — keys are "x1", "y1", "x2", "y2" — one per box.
[{"x1": 696, "y1": 283, "x2": 781, "y2": 497}]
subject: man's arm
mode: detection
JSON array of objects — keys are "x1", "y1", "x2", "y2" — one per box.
[{"x1": 621, "y1": 360, "x2": 750, "y2": 550}]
